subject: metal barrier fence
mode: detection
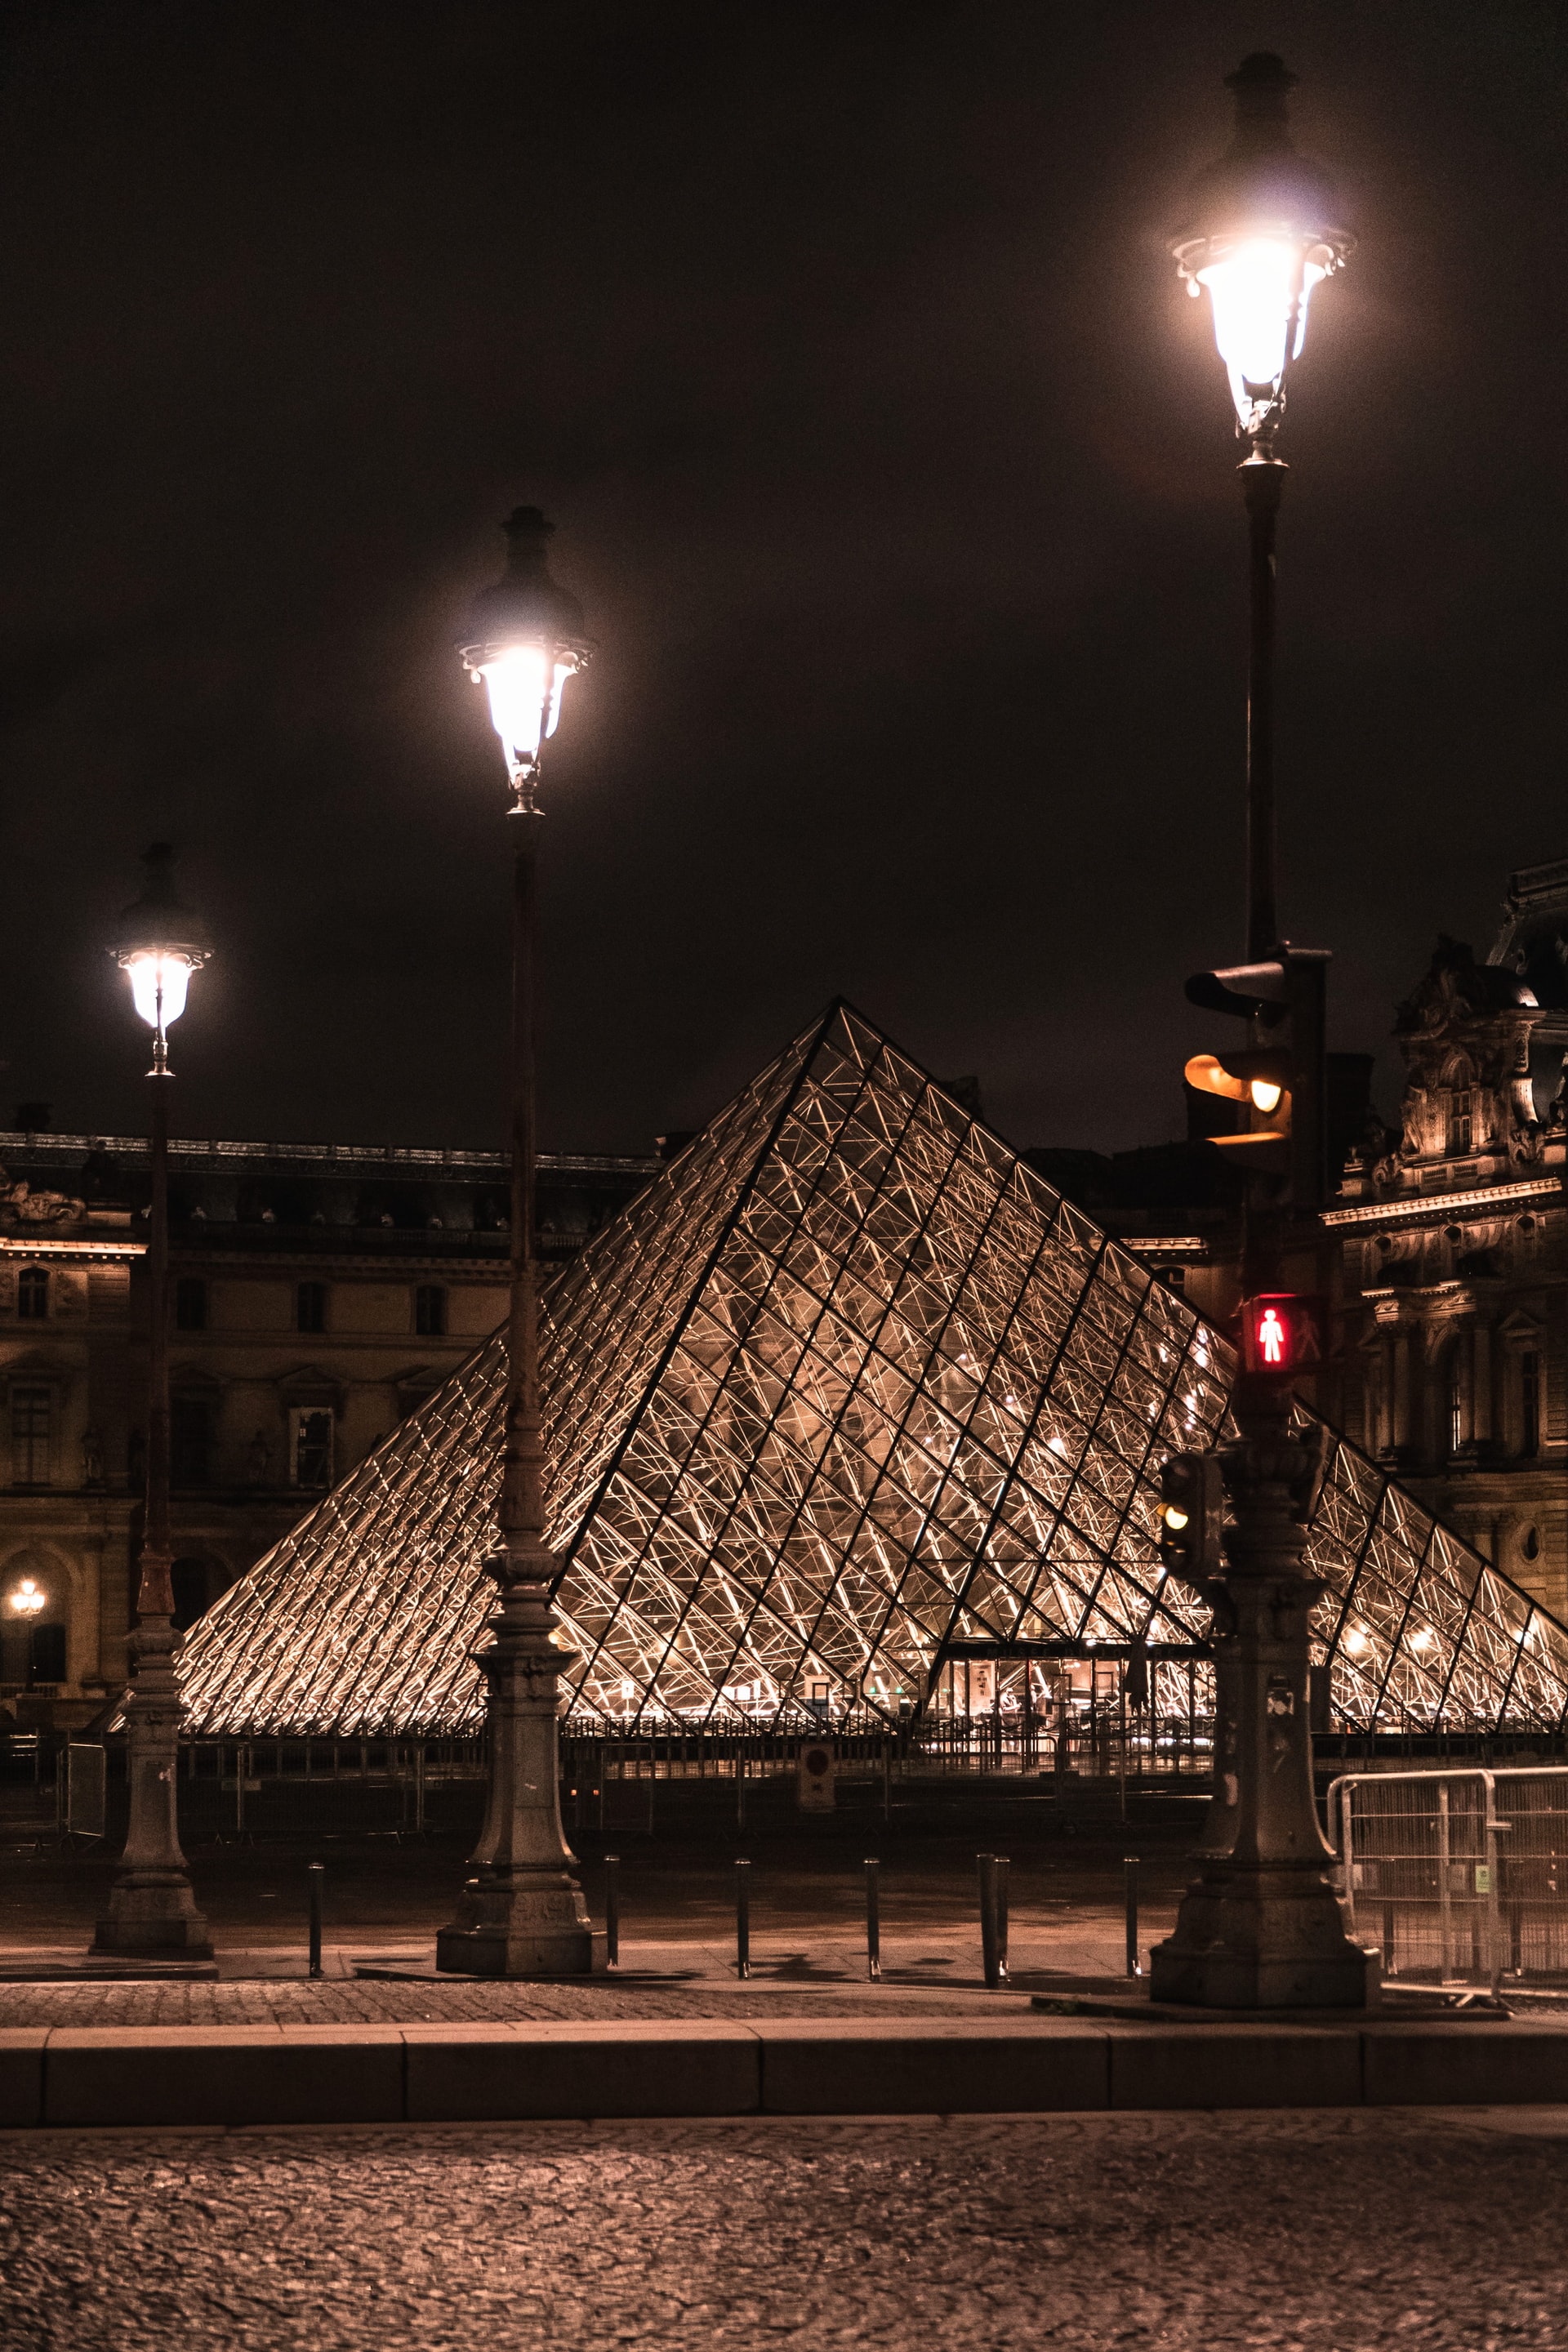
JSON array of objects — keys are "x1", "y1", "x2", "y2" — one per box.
[{"x1": 1330, "y1": 1766, "x2": 1568, "y2": 1992}]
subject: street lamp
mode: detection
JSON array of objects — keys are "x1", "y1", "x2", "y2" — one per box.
[
  {"x1": 8, "y1": 1578, "x2": 47, "y2": 1617},
  {"x1": 436, "y1": 506, "x2": 595, "y2": 1976},
  {"x1": 93, "y1": 843, "x2": 213, "y2": 1959},
  {"x1": 1147, "y1": 67, "x2": 1374, "y2": 2010},
  {"x1": 1172, "y1": 52, "x2": 1352, "y2": 961}
]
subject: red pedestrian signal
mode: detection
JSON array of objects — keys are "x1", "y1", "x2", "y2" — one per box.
[{"x1": 1241, "y1": 1292, "x2": 1325, "y2": 1377}]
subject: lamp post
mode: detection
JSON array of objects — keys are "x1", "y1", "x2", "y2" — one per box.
[
  {"x1": 1151, "y1": 65, "x2": 1374, "y2": 2007},
  {"x1": 93, "y1": 844, "x2": 214, "y2": 1958},
  {"x1": 1171, "y1": 52, "x2": 1352, "y2": 962},
  {"x1": 435, "y1": 506, "x2": 595, "y2": 1977}
]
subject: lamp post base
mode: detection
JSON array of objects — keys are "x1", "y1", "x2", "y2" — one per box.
[
  {"x1": 1150, "y1": 1861, "x2": 1376, "y2": 2009},
  {"x1": 92, "y1": 1874, "x2": 214, "y2": 1960},
  {"x1": 91, "y1": 1616, "x2": 212, "y2": 1962},
  {"x1": 435, "y1": 1561, "x2": 594, "y2": 1980},
  {"x1": 436, "y1": 1869, "x2": 593, "y2": 1978}
]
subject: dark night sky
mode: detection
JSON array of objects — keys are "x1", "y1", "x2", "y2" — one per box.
[{"x1": 1, "y1": 1, "x2": 1565, "y2": 1160}]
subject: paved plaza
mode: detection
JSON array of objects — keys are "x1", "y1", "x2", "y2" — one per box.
[
  {"x1": 0, "y1": 2108, "x2": 1561, "y2": 2351},
  {"x1": 0, "y1": 1817, "x2": 1192, "y2": 2004}
]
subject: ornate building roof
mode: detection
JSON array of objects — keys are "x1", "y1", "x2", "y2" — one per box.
[{"x1": 177, "y1": 1004, "x2": 1568, "y2": 1737}]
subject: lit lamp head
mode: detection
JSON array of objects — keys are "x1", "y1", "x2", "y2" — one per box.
[
  {"x1": 1171, "y1": 53, "x2": 1352, "y2": 452},
  {"x1": 7, "y1": 1576, "x2": 46, "y2": 1617},
  {"x1": 110, "y1": 843, "x2": 213, "y2": 1078},
  {"x1": 457, "y1": 506, "x2": 594, "y2": 814}
]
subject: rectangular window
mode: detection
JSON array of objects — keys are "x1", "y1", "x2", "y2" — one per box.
[
  {"x1": 16, "y1": 1267, "x2": 48, "y2": 1321},
  {"x1": 11, "y1": 1387, "x2": 51, "y2": 1486},
  {"x1": 1448, "y1": 1367, "x2": 1463, "y2": 1455},
  {"x1": 175, "y1": 1276, "x2": 207, "y2": 1332},
  {"x1": 293, "y1": 1408, "x2": 333, "y2": 1489},
  {"x1": 296, "y1": 1281, "x2": 327, "y2": 1334},
  {"x1": 1451, "y1": 1091, "x2": 1472, "y2": 1154},
  {"x1": 415, "y1": 1284, "x2": 447, "y2": 1337},
  {"x1": 171, "y1": 1399, "x2": 212, "y2": 1489},
  {"x1": 1522, "y1": 1352, "x2": 1541, "y2": 1457}
]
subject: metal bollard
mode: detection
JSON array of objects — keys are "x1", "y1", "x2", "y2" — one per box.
[
  {"x1": 605, "y1": 1854, "x2": 621, "y2": 1971},
  {"x1": 308, "y1": 1861, "x2": 324, "y2": 1979},
  {"x1": 978, "y1": 1852, "x2": 1009, "y2": 1988},
  {"x1": 735, "y1": 1857, "x2": 751, "y2": 1980},
  {"x1": 1124, "y1": 1854, "x2": 1141, "y2": 1978},
  {"x1": 865, "y1": 1857, "x2": 881, "y2": 1982}
]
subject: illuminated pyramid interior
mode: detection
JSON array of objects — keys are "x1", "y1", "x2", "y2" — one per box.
[{"x1": 179, "y1": 1002, "x2": 1568, "y2": 1736}]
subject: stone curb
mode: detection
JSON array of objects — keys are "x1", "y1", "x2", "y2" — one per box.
[{"x1": 4, "y1": 2018, "x2": 1568, "y2": 2127}]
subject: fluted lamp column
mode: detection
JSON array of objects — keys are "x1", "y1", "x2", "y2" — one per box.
[
  {"x1": 1171, "y1": 52, "x2": 1352, "y2": 964},
  {"x1": 93, "y1": 844, "x2": 214, "y2": 1958},
  {"x1": 436, "y1": 507, "x2": 595, "y2": 1977}
]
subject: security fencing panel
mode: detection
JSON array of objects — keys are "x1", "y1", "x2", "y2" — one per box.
[
  {"x1": 1333, "y1": 1766, "x2": 1568, "y2": 1990},
  {"x1": 65, "y1": 1742, "x2": 106, "y2": 1840}
]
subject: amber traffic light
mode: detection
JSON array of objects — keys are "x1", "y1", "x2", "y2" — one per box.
[
  {"x1": 1184, "y1": 947, "x2": 1330, "y2": 1206},
  {"x1": 1157, "y1": 1451, "x2": 1224, "y2": 1588}
]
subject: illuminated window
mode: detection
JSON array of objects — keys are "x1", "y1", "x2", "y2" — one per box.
[
  {"x1": 16, "y1": 1268, "x2": 47, "y2": 1321},
  {"x1": 1447, "y1": 1363, "x2": 1463, "y2": 1455},
  {"x1": 415, "y1": 1284, "x2": 447, "y2": 1337},
  {"x1": 296, "y1": 1281, "x2": 327, "y2": 1335},
  {"x1": 1522, "y1": 1352, "x2": 1541, "y2": 1457},
  {"x1": 11, "y1": 1387, "x2": 51, "y2": 1485},
  {"x1": 175, "y1": 1277, "x2": 207, "y2": 1331}
]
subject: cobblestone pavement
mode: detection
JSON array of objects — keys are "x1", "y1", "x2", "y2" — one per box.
[{"x1": 0, "y1": 2109, "x2": 1563, "y2": 2350}]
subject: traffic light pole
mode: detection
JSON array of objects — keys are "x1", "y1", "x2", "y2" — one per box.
[{"x1": 1151, "y1": 1371, "x2": 1375, "y2": 2008}]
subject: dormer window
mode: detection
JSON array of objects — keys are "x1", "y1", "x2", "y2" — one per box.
[{"x1": 1450, "y1": 1090, "x2": 1473, "y2": 1154}]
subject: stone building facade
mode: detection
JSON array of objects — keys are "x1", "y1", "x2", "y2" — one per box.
[
  {"x1": 1332, "y1": 858, "x2": 1568, "y2": 1619},
  {"x1": 0, "y1": 1125, "x2": 654, "y2": 1727}
]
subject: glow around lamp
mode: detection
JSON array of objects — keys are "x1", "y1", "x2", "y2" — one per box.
[
  {"x1": 111, "y1": 843, "x2": 214, "y2": 1076},
  {"x1": 457, "y1": 506, "x2": 595, "y2": 811},
  {"x1": 1171, "y1": 52, "x2": 1352, "y2": 452}
]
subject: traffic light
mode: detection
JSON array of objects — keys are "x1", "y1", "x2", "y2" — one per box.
[
  {"x1": 1184, "y1": 947, "x2": 1330, "y2": 1208},
  {"x1": 1158, "y1": 1450, "x2": 1224, "y2": 1590},
  {"x1": 1240, "y1": 1291, "x2": 1326, "y2": 1377}
]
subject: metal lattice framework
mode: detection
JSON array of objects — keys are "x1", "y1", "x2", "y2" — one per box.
[{"x1": 179, "y1": 1003, "x2": 1568, "y2": 1736}]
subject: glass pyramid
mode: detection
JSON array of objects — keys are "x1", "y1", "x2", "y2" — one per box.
[{"x1": 179, "y1": 1003, "x2": 1568, "y2": 1737}]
